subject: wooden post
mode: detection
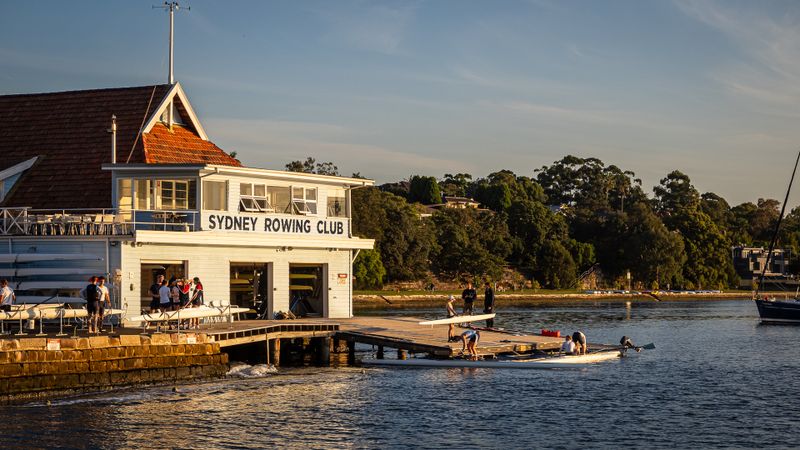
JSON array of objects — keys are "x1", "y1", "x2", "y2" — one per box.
[
  {"x1": 377, "y1": 346, "x2": 384, "y2": 359},
  {"x1": 398, "y1": 349, "x2": 407, "y2": 360},
  {"x1": 317, "y1": 337, "x2": 331, "y2": 366},
  {"x1": 347, "y1": 340, "x2": 355, "y2": 366},
  {"x1": 269, "y1": 338, "x2": 281, "y2": 367}
]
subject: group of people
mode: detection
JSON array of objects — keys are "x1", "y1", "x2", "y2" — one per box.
[
  {"x1": 440, "y1": 281, "x2": 497, "y2": 360},
  {"x1": 148, "y1": 274, "x2": 204, "y2": 329},
  {"x1": 80, "y1": 276, "x2": 112, "y2": 334},
  {"x1": 560, "y1": 331, "x2": 588, "y2": 355}
]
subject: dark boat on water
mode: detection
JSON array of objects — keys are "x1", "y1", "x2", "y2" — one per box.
[
  {"x1": 755, "y1": 297, "x2": 800, "y2": 324},
  {"x1": 754, "y1": 151, "x2": 800, "y2": 324}
]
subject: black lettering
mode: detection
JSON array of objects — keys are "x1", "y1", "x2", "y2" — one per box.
[
  {"x1": 264, "y1": 218, "x2": 273, "y2": 232},
  {"x1": 250, "y1": 217, "x2": 257, "y2": 231},
  {"x1": 208, "y1": 215, "x2": 217, "y2": 230},
  {"x1": 303, "y1": 219, "x2": 311, "y2": 233},
  {"x1": 224, "y1": 216, "x2": 233, "y2": 230},
  {"x1": 281, "y1": 218, "x2": 291, "y2": 233},
  {"x1": 336, "y1": 222, "x2": 343, "y2": 234}
]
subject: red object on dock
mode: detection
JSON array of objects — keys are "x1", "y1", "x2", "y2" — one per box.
[{"x1": 541, "y1": 329, "x2": 561, "y2": 337}]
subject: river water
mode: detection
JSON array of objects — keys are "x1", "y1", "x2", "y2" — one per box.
[{"x1": 4, "y1": 300, "x2": 800, "y2": 449}]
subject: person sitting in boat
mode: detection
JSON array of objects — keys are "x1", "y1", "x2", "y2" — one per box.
[
  {"x1": 460, "y1": 329, "x2": 480, "y2": 360},
  {"x1": 446, "y1": 295, "x2": 457, "y2": 342},
  {"x1": 561, "y1": 335, "x2": 576, "y2": 354},
  {"x1": 0, "y1": 279, "x2": 15, "y2": 312},
  {"x1": 572, "y1": 331, "x2": 587, "y2": 355}
]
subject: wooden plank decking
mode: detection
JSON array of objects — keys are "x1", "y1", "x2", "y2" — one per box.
[{"x1": 194, "y1": 316, "x2": 565, "y2": 356}]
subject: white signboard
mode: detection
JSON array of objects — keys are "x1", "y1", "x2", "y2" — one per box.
[{"x1": 202, "y1": 213, "x2": 348, "y2": 237}]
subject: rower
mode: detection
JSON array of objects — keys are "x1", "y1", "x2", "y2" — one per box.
[
  {"x1": 446, "y1": 295, "x2": 457, "y2": 342},
  {"x1": 572, "y1": 331, "x2": 587, "y2": 355},
  {"x1": 460, "y1": 329, "x2": 480, "y2": 361},
  {"x1": 561, "y1": 335, "x2": 576, "y2": 354},
  {"x1": 620, "y1": 336, "x2": 642, "y2": 353}
]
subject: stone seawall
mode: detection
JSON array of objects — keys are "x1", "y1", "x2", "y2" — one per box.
[{"x1": 0, "y1": 333, "x2": 229, "y2": 403}]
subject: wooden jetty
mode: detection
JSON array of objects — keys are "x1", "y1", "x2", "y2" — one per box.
[{"x1": 197, "y1": 316, "x2": 564, "y2": 362}]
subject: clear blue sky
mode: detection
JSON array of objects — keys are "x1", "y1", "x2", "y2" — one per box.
[{"x1": 2, "y1": 0, "x2": 799, "y2": 206}]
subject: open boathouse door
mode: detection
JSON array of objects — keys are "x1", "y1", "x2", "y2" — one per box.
[
  {"x1": 230, "y1": 263, "x2": 272, "y2": 319},
  {"x1": 289, "y1": 264, "x2": 326, "y2": 317},
  {"x1": 139, "y1": 261, "x2": 186, "y2": 311}
]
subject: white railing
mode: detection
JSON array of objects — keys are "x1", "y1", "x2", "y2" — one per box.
[{"x1": 0, "y1": 207, "x2": 199, "y2": 236}]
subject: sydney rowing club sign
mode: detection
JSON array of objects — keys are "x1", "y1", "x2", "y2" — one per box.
[{"x1": 202, "y1": 213, "x2": 348, "y2": 236}]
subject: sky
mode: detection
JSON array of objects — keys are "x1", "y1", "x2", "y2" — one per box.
[{"x1": 2, "y1": 0, "x2": 800, "y2": 206}]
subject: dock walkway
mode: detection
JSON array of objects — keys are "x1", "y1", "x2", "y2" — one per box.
[{"x1": 198, "y1": 316, "x2": 564, "y2": 357}]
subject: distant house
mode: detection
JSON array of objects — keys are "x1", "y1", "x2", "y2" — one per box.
[
  {"x1": 441, "y1": 196, "x2": 481, "y2": 209},
  {"x1": 732, "y1": 246, "x2": 790, "y2": 288}
]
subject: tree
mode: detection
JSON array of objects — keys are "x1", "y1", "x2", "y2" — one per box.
[
  {"x1": 536, "y1": 240, "x2": 576, "y2": 288},
  {"x1": 622, "y1": 202, "x2": 686, "y2": 289},
  {"x1": 654, "y1": 172, "x2": 735, "y2": 289},
  {"x1": 430, "y1": 209, "x2": 511, "y2": 280},
  {"x1": 351, "y1": 187, "x2": 436, "y2": 281},
  {"x1": 440, "y1": 173, "x2": 472, "y2": 197},
  {"x1": 408, "y1": 175, "x2": 442, "y2": 205},
  {"x1": 353, "y1": 249, "x2": 386, "y2": 289},
  {"x1": 285, "y1": 157, "x2": 339, "y2": 176}
]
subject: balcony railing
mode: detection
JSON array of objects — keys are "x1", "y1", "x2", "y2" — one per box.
[{"x1": 0, "y1": 207, "x2": 199, "y2": 236}]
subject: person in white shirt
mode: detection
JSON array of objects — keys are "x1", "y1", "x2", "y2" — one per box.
[
  {"x1": 97, "y1": 276, "x2": 111, "y2": 332},
  {"x1": 0, "y1": 279, "x2": 15, "y2": 312},
  {"x1": 561, "y1": 335, "x2": 576, "y2": 354}
]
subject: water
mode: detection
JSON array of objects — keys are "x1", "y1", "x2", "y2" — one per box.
[{"x1": 4, "y1": 300, "x2": 800, "y2": 449}]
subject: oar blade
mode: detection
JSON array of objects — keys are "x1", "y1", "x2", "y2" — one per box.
[{"x1": 640, "y1": 343, "x2": 656, "y2": 350}]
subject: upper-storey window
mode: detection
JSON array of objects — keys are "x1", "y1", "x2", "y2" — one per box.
[
  {"x1": 328, "y1": 189, "x2": 347, "y2": 218},
  {"x1": 292, "y1": 187, "x2": 317, "y2": 215},
  {"x1": 118, "y1": 178, "x2": 196, "y2": 211},
  {"x1": 203, "y1": 180, "x2": 227, "y2": 211},
  {"x1": 239, "y1": 183, "x2": 271, "y2": 212}
]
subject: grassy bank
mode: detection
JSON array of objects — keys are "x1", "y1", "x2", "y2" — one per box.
[{"x1": 353, "y1": 290, "x2": 756, "y2": 311}]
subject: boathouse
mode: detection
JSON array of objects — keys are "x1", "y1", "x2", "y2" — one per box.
[{"x1": 0, "y1": 83, "x2": 374, "y2": 320}]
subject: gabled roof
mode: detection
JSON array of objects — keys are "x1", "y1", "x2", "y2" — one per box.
[{"x1": 0, "y1": 83, "x2": 240, "y2": 209}]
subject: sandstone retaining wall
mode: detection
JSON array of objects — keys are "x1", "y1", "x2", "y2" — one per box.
[{"x1": 0, "y1": 333, "x2": 229, "y2": 403}]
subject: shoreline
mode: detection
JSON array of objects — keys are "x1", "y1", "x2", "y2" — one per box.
[{"x1": 353, "y1": 292, "x2": 756, "y2": 311}]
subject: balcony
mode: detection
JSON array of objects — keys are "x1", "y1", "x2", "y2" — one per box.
[{"x1": 0, "y1": 207, "x2": 199, "y2": 236}]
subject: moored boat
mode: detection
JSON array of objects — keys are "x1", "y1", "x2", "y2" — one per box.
[
  {"x1": 362, "y1": 349, "x2": 623, "y2": 369},
  {"x1": 754, "y1": 298, "x2": 800, "y2": 324}
]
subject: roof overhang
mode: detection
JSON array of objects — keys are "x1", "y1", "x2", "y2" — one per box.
[{"x1": 102, "y1": 163, "x2": 375, "y2": 187}]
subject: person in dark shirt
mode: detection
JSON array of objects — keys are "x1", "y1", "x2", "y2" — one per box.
[
  {"x1": 483, "y1": 282, "x2": 495, "y2": 328},
  {"x1": 461, "y1": 282, "x2": 477, "y2": 315}
]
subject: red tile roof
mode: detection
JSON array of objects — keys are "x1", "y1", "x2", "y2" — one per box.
[
  {"x1": 0, "y1": 85, "x2": 240, "y2": 209},
  {"x1": 143, "y1": 123, "x2": 241, "y2": 165}
]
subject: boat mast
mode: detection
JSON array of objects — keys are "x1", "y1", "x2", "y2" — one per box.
[{"x1": 755, "y1": 150, "x2": 800, "y2": 298}]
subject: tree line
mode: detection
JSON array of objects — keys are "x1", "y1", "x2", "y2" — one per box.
[{"x1": 286, "y1": 155, "x2": 798, "y2": 290}]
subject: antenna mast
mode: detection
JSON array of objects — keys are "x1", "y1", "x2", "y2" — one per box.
[{"x1": 154, "y1": 1, "x2": 189, "y2": 85}]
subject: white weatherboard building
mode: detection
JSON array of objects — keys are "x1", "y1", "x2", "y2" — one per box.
[{"x1": 0, "y1": 83, "x2": 374, "y2": 320}]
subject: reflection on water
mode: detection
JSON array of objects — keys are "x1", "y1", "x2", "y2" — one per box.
[{"x1": 4, "y1": 300, "x2": 800, "y2": 449}]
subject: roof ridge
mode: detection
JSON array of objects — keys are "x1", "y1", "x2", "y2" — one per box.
[{"x1": 0, "y1": 84, "x2": 173, "y2": 98}]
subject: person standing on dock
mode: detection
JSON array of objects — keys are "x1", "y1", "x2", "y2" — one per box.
[
  {"x1": 446, "y1": 295, "x2": 457, "y2": 341},
  {"x1": 483, "y1": 282, "x2": 495, "y2": 328},
  {"x1": 97, "y1": 276, "x2": 111, "y2": 333},
  {"x1": 461, "y1": 282, "x2": 477, "y2": 315},
  {"x1": 0, "y1": 279, "x2": 15, "y2": 312},
  {"x1": 149, "y1": 274, "x2": 164, "y2": 313}
]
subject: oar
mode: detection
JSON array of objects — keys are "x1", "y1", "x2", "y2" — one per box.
[{"x1": 637, "y1": 343, "x2": 656, "y2": 350}]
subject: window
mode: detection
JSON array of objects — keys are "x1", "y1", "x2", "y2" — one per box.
[
  {"x1": 117, "y1": 179, "x2": 132, "y2": 210},
  {"x1": 135, "y1": 180, "x2": 151, "y2": 210},
  {"x1": 239, "y1": 182, "x2": 271, "y2": 212},
  {"x1": 292, "y1": 187, "x2": 317, "y2": 215},
  {"x1": 269, "y1": 186, "x2": 291, "y2": 214},
  {"x1": 203, "y1": 181, "x2": 227, "y2": 211},
  {"x1": 156, "y1": 180, "x2": 196, "y2": 210},
  {"x1": 327, "y1": 189, "x2": 346, "y2": 217}
]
